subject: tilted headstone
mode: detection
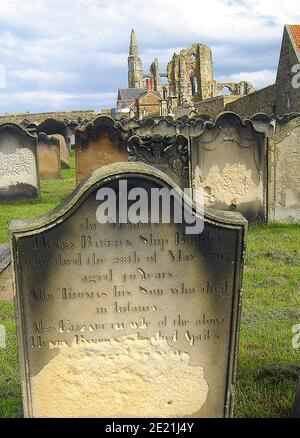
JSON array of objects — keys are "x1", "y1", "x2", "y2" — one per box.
[
  {"x1": 128, "y1": 134, "x2": 189, "y2": 189},
  {"x1": 0, "y1": 123, "x2": 40, "y2": 202},
  {"x1": 0, "y1": 243, "x2": 12, "y2": 302},
  {"x1": 10, "y1": 162, "x2": 247, "y2": 418},
  {"x1": 75, "y1": 116, "x2": 128, "y2": 184},
  {"x1": 51, "y1": 134, "x2": 70, "y2": 170},
  {"x1": 37, "y1": 133, "x2": 61, "y2": 180},
  {"x1": 268, "y1": 117, "x2": 300, "y2": 222},
  {"x1": 190, "y1": 112, "x2": 267, "y2": 223}
]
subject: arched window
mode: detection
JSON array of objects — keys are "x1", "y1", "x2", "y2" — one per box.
[
  {"x1": 220, "y1": 86, "x2": 232, "y2": 96},
  {"x1": 190, "y1": 72, "x2": 198, "y2": 96}
]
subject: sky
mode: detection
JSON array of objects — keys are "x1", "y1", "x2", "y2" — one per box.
[{"x1": 0, "y1": 0, "x2": 299, "y2": 114}]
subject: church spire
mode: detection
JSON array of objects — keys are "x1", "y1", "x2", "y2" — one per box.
[
  {"x1": 129, "y1": 28, "x2": 139, "y2": 56},
  {"x1": 128, "y1": 29, "x2": 144, "y2": 88}
]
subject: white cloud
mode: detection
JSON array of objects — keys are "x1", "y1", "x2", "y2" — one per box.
[
  {"x1": 216, "y1": 69, "x2": 277, "y2": 89},
  {"x1": 0, "y1": 0, "x2": 298, "y2": 112}
]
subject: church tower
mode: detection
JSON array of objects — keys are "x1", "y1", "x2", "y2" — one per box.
[{"x1": 128, "y1": 29, "x2": 144, "y2": 88}]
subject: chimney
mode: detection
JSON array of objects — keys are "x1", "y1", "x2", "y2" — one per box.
[{"x1": 146, "y1": 78, "x2": 154, "y2": 91}]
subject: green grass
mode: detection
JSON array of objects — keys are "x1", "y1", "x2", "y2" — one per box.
[{"x1": 0, "y1": 152, "x2": 299, "y2": 417}]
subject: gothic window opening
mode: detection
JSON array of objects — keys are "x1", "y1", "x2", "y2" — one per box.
[{"x1": 190, "y1": 72, "x2": 198, "y2": 96}]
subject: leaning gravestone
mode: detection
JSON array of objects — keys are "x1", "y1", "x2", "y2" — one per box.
[
  {"x1": 0, "y1": 123, "x2": 39, "y2": 202},
  {"x1": 75, "y1": 116, "x2": 128, "y2": 184},
  {"x1": 10, "y1": 163, "x2": 247, "y2": 418},
  {"x1": 190, "y1": 112, "x2": 267, "y2": 223},
  {"x1": 268, "y1": 117, "x2": 300, "y2": 222},
  {"x1": 37, "y1": 133, "x2": 61, "y2": 180},
  {"x1": 51, "y1": 134, "x2": 70, "y2": 170}
]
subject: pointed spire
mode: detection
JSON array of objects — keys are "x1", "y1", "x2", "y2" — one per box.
[{"x1": 129, "y1": 28, "x2": 139, "y2": 56}]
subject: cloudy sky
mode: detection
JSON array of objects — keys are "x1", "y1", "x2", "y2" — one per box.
[{"x1": 0, "y1": 0, "x2": 299, "y2": 114}]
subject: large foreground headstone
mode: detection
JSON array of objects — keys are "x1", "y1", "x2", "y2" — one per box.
[
  {"x1": 10, "y1": 163, "x2": 247, "y2": 418},
  {"x1": 268, "y1": 118, "x2": 300, "y2": 222},
  {"x1": 0, "y1": 123, "x2": 39, "y2": 202},
  {"x1": 190, "y1": 112, "x2": 267, "y2": 223}
]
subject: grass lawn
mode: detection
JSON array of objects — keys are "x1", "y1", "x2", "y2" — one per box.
[{"x1": 0, "y1": 150, "x2": 299, "y2": 417}]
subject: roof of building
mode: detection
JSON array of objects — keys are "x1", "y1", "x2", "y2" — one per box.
[
  {"x1": 117, "y1": 88, "x2": 161, "y2": 110},
  {"x1": 117, "y1": 88, "x2": 144, "y2": 109},
  {"x1": 289, "y1": 25, "x2": 300, "y2": 53}
]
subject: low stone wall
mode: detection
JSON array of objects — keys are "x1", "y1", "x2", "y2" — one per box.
[{"x1": 225, "y1": 85, "x2": 276, "y2": 118}]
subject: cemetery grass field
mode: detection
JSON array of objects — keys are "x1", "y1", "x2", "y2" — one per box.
[{"x1": 0, "y1": 151, "x2": 299, "y2": 418}]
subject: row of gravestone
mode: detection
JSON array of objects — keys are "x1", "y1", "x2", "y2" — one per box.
[
  {"x1": 20, "y1": 110, "x2": 300, "y2": 142},
  {"x1": 74, "y1": 112, "x2": 300, "y2": 224},
  {"x1": 0, "y1": 112, "x2": 299, "y2": 224}
]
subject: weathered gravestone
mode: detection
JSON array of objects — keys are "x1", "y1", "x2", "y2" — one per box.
[
  {"x1": 37, "y1": 133, "x2": 61, "y2": 180},
  {"x1": 0, "y1": 123, "x2": 40, "y2": 202},
  {"x1": 37, "y1": 118, "x2": 70, "y2": 151},
  {"x1": 10, "y1": 163, "x2": 247, "y2": 418},
  {"x1": 128, "y1": 134, "x2": 189, "y2": 190},
  {"x1": 268, "y1": 117, "x2": 300, "y2": 222},
  {"x1": 51, "y1": 134, "x2": 70, "y2": 170},
  {"x1": 75, "y1": 116, "x2": 128, "y2": 184},
  {"x1": 190, "y1": 112, "x2": 267, "y2": 223},
  {"x1": 0, "y1": 244, "x2": 12, "y2": 302},
  {"x1": 247, "y1": 113, "x2": 275, "y2": 138},
  {"x1": 275, "y1": 113, "x2": 300, "y2": 134},
  {"x1": 178, "y1": 117, "x2": 204, "y2": 138}
]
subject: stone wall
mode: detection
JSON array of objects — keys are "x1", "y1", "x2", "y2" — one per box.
[
  {"x1": 192, "y1": 95, "x2": 241, "y2": 119},
  {"x1": 225, "y1": 85, "x2": 276, "y2": 118},
  {"x1": 0, "y1": 110, "x2": 96, "y2": 125}
]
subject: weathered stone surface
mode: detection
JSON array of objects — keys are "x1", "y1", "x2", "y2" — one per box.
[
  {"x1": 0, "y1": 244, "x2": 13, "y2": 302},
  {"x1": 51, "y1": 134, "x2": 70, "y2": 170},
  {"x1": 128, "y1": 134, "x2": 189, "y2": 189},
  {"x1": 37, "y1": 118, "x2": 71, "y2": 151},
  {"x1": 37, "y1": 133, "x2": 61, "y2": 180},
  {"x1": 0, "y1": 123, "x2": 40, "y2": 202},
  {"x1": 247, "y1": 113, "x2": 275, "y2": 137},
  {"x1": 190, "y1": 112, "x2": 267, "y2": 223},
  {"x1": 10, "y1": 162, "x2": 247, "y2": 418},
  {"x1": 268, "y1": 118, "x2": 300, "y2": 222},
  {"x1": 75, "y1": 116, "x2": 128, "y2": 184}
]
